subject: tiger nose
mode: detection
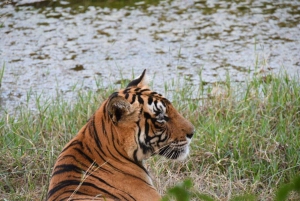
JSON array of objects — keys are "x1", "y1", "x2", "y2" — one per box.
[
  {"x1": 181, "y1": 121, "x2": 195, "y2": 139},
  {"x1": 186, "y1": 132, "x2": 194, "y2": 139}
]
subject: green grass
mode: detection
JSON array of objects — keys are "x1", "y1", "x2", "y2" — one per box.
[
  {"x1": 0, "y1": 63, "x2": 4, "y2": 88},
  {"x1": 0, "y1": 69, "x2": 299, "y2": 201}
]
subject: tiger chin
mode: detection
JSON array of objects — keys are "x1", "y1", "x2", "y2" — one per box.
[{"x1": 47, "y1": 69, "x2": 195, "y2": 201}]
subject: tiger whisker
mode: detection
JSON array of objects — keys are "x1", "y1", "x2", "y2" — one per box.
[
  {"x1": 161, "y1": 146, "x2": 175, "y2": 159},
  {"x1": 150, "y1": 143, "x2": 170, "y2": 156},
  {"x1": 155, "y1": 146, "x2": 177, "y2": 165}
]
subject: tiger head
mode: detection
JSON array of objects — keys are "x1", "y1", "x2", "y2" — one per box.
[{"x1": 105, "y1": 69, "x2": 195, "y2": 162}]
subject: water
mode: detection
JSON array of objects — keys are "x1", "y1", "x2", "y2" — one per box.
[{"x1": 1, "y1": 0, "x2": 300, "y2": 112}]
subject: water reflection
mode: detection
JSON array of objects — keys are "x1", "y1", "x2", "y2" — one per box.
[{"x1": 0, "y1": 0, "x2": 299, "y2": 111}]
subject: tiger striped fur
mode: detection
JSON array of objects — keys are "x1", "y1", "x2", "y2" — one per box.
[{"x1": 47, "y1": 69, "x2": 195, "y2": 201}]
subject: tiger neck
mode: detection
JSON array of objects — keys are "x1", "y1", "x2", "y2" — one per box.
[{"x1": 83, "y1": 112, "x2": 153, "y2": 186}]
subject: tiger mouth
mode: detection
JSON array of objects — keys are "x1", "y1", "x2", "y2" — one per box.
[{"x1": 158, "y1": 142, "x2": 189, "y2": 160}]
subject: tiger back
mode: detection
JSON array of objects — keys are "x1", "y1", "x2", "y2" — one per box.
[{"x1": 47, "y1": 70, "x2": 195, "y2": 201}]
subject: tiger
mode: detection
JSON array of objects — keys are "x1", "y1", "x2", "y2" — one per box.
[{"x1": 47, "y1": 69, "x2": 195, "y2": 201}]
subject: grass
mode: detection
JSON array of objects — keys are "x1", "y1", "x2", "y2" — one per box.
[
  {"x1": 0, "y1": 63, "x2": 4, "y2": 88},
  {"x1": 0, "y1": 68, "x2": 299, "y2": 201}
]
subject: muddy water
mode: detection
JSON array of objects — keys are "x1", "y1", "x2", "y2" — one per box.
[{"x1": 0, "y1": 0, "x2": 300, "y2": 113}]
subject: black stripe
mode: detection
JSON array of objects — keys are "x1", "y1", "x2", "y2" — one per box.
[
  {"x1": 56, "y1": 154, "x2": 90, "y2": 169},
  {"x1": 82, "y1": 146, "x2": 114, "y2": 175},
  {"x1": 93, "y1": 146, "x2": 107, "y2": 161},
  {"x1": 118, "y1": 193, "x2": 136, "y2": 201},
  {"x1": 144, "y1": 112, "x2": 151, "y2": 119},
  {"x1": 140, "y1": 89, "x2": 150, "y2": 93},
  {"x1": 85, "y1": 143, "x2": 92, "y2": 154},
  {"x1": 148, "y1": 96, "x2": 153, "y2": 105},
  {"x1": 47, "y1": 180, "x2": 80, "y2": 199},
  {"x1": 56, "y1": 190, "x2": 112, "y2": 201},
  {"x1": 110, "y1": 125, "x2": 130, "y2": 162},
  {"x1": 61, "y1": 140, "x2": 83, "y2": 153},
  {"x1": 89, "y1": 115, "x2": 102, "y2": 151},
  {"x1": 106, "y1": 146, "x2": 125, "y2": 164},
  {"x1": 130, "y1": 94, "x2": 136, "y2": 104},
  {"x1": 144, "y1": 120, "x2": 149, "y2": 141},
  {"x1": 109, "y1": 125, "x2": 151, "y2": 185},
  {"x1": 123, "y1": 88, "x2": 130, "y2": 94},
  {"x1": 161, "y1": 99, "x2": 166, "y2": 107},
  {"x1": 135, "y1": 122, "x2": 152, "y2": 174},
  {"x1": 86, "y1": 172, "x2": 137, "y2": 201},
  {"x1": 133, "y1": 149, "x2": 139, "y2": 164},
  {"x1": 57, "y1": 189, "x2": 107, "y2": 200},
  {"x1": 125, "y1": 93, "x2": 129, "y2": 99},
  {"x1": 49, "y1": 180, "x2": 119, "y2": 200},
  {"x1": 73, "y1": 148, "x2": 95, "y2": 165},
  {"x1": 137, "y1": 95, "x2": 144, "y2": 104},
  {"x1": 101, "y1": 118, "x2": 108, "y2": 139},
  {"x1": 102, "y1": 102, "x2": 107, "y2": 120},
  {"x1": 52, "y1": 164, "x2": 83, "y2": 177},
  {"x1": 153, "y1": 100, "x2": 158, "y2": 110}
]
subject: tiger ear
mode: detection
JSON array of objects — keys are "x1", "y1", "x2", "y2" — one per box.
[
  {"x1": 126, "y1": 69, "x2": 148, "y2": 88},
  {"x1": 107, "y1": 96, "x2": 131, "y2": 123}
]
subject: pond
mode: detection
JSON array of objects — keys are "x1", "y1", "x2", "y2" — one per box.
[{"x1": 0, "y1": 0, "x2": 299, "y2": 112}]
